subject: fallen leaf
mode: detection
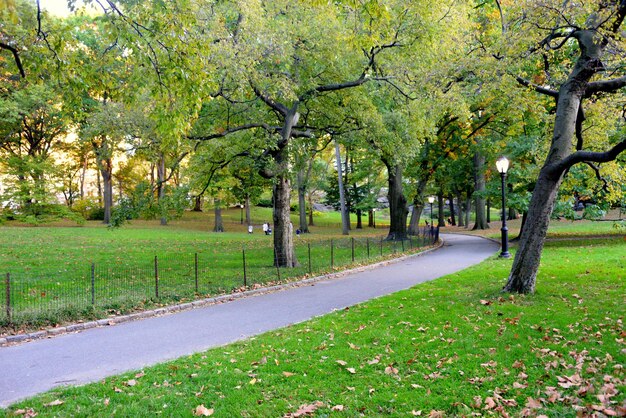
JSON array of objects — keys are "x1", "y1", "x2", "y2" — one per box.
[
  {"x1": 526, "y1": 397, "x2": 542, "y2": 409},
  {"x1": 480, "y1": 299, "x2": 491, "y2": 306},
  {"x1": 13, "y1": 409, "x2": 37, "y2": 417},
  {"x1": 282, "y1": 372, "x2": 295, "y2": 377},
  {"x1": 336, "y1": 360, "x2": 347, "y2": 366},
  {"x1": 348, "y1": 343, "x2": 360, "y2": 350},
  {"x1": 384, "y1": 365, "x2": 399, "y2": 375},
  {"x1": 193, "y1": 404, "x2": 214, "y2": 416},
  {"x1": 346, "y1": 368, "x2": 356, "y2": 374},
  {"x1": 135, "y1": 371, "x2": 145, "y2": 379},
  {"x1": 411, "y1": 410, "x2": 422, "y2": 416},
  {"x1": 44, "y1": 399, "x2": 64, "y2": 407},
  {"x1": 331, "y1": 405, "x2": 344, "y2": 411},
  {"x1": 284, "y1": 401, "x2": 324, "y2": 417},
  {"x1": 125, "y1": 379, "x2": 137, "y2": 387}
]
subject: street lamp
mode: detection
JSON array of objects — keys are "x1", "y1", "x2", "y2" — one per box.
[
  {"x1": 496, "y1": 156, "x2": 511, "y2": 258},
  {"x1": 427, "y1": 196, "x2": 435, "y2": 237},
  {"x1": 239, "y1": 204, "x2": 244, "y2": 225},
  {"x1": 372, "y1": 208, "x2": 377, "y2": 228}
]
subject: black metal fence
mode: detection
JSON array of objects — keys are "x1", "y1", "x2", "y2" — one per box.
[{"x1": 1, "y1": 228, "x2": 438, "y2": 327}]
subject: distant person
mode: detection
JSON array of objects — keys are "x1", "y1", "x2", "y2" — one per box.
[
  {"x1": 296, "y1": 228, "x2": 301, "y2": 236},
  {"x1": 248, "y1": 225, "x2": 253, "y2": 234},
  {"x1": 262, "y1": 222, "x2": 269, "y2": 235}
]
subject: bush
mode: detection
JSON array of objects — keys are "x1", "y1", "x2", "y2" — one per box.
[
  {"x1": 257, "y1": 198, "x2": 273, "y2": 208},
  {"x1": 72, "y1": 197, "x2": 104, "y2": 221}
]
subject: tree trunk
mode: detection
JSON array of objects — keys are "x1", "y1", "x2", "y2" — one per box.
[
  {"x1": 385, "y1": 162, "x2": 408, "y2": 240},
  {"x1": 508, "y1": 207, "x2": 517, "y2": 221},
  {"x1": 100, "y1": 158, "x2": 113, "y2": 225},
  {"x1": 408, "y1": 179, "x2": 427, "y2": 235},
  {"x1": 465, "y1": 195, "x2": 471, "y2": 229},
  {"x1": 449, "y1": 196, "x2": 456, "y2": 226},
  {"x1": 273, "y1": 175, "x2": 297, "y2": 267},
  {"x1": 335, "y1": 140, "x2": 349, "y2": 236},
  {"x1": 297, "y1": 168, "x2": 309, "y2": 233},
  {"x1": 368, "y1": 209, "x2": 374, "y2": 227},
  {"x1": 486, "y1": 198, "x2": 491, "y2": 223},
  {"x1": 511, "y1": 211, "x2": 528, "y2": 242},
  {"x1": 213, "y1": 199, "x2": 224, "y2": 232},
  {"x1": 245, "y1": 195, "x2": 251, "y2": 226},
  {"x1": 456, "y1": 191, "x2": 464, "y2": 227},
  {"x1": 472, "y1": 152, "x2": 489, "y2": 230},
  {"x1": 193, "y1": 196, "x2": 202, "y2": 212},
  {"x1": 356, "y1": 209, "x2": 363, "y2": 229},
  {"x1": 308, "y1": 194, "x2": 315, "y2": 226},
  {"x1": 437, "y1": 192, "x2": 445, "y2": 227},
  {"x1": 157, "y1": 154, "x2": 167, "y2": 226}
]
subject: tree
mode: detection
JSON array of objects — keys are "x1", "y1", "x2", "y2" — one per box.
[{"x1": 494, "y1": 1, "x2": 626, "y2": 293}]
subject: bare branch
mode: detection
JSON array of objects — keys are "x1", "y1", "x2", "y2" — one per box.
[{"x1": 584, "y1": 162, "x2": 610, "y2": 193}]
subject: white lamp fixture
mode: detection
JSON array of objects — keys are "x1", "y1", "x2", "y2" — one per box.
[
  {"x1": 496, "y1": 156, "x2": 510, "y2": 174},
  {"x1": 427, "y1": 196, "x2": 435, "y2": 204}
]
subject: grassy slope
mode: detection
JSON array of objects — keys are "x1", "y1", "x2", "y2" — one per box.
[{"x1": 3, "y1": 237, "x2": 624, "y2": 417}]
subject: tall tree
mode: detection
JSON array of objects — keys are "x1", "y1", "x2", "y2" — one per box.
[{"x1": 497, "y1": 1, "x2": 626, "y2": 293}]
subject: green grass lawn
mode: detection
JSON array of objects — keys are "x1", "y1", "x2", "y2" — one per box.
[
  {"x1": 3, "y1": 236, "x2": 624, "y2": 417},
  {"x1": 0, "y1": 209, "x2": 423, "y2": 330}
]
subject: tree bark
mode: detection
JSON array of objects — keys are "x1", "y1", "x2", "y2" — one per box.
[
  {"x1": 384, "y1": 161, "x2": 408, "y2": 240},
  {"x1": 100, "y1": 158, "x2": 113, "y2": 225},
  {"x1": 465, "y1": 195, "x2": 471, "y2": 229},
  {"x1": 408, "y1": 179, "x2": 427, "y2": 235},
  {"x1": 472, "y1": 152, "x2": 489, "y2": 230},
  {"x1": 335, "y1": 140, "x2": 349, "y2": 236},
  {"x1": 449, "y1": 195, "x2": 456, "y2": 226},
  {"x1": 245, "y1": 195, "x2": 251, "y2": 226},
  {"x1": 456, "y1": 191, "x2": 464, "y2": 227},
  {"x1": 213, "y1": 199, "x2": 224, "y2": 232},
  {"x1": 308, "y1": 194, "x2": 315, "y2": 226},
  {"x1": 296, "y1": 168, "x2": 309, "y2": 233},
  {"x1": 157, "y1": 154, "x2": 167, "y2": 226},
  {"x1": 368, "y1": 209, "x2": 374, "y2": 227},
  {"x1": 437, "y1": 192, "x2": 445, "y2": 227},
  {"x1": 193, "y1": 196, "x2": 202, "y2": 212}
]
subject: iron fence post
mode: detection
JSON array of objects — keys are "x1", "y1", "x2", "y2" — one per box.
[
  {"x1": 195, "y1": 253, "x2": 199, "y2": 293},
  {"x1": 308, "y1": 243, "x2": 312, "y2": 275},
  {"x1": 367, "y1": 238, "x2": 370, "y2": 259},
  {"x1": 5, "y1": 273, "x2": 11, "y2": 324},
  {"x1": 331, "y1": 239, "x2": 334, "y2": 269},
  {"x1": 242, "y1": 248, "x2": 247, "y2": 287},
  {"x1": 91, "y1": 263, "x2": 95, "y2": 305},
  {"x1": 351, "y1": 238, "x2": 355, "y2": 262},
  {"x1": 154, "y1": 255, "x2": 159, "y2": 299},
  {"x1": 380, "y1": 237, "x2": 383, "y2": 257}
]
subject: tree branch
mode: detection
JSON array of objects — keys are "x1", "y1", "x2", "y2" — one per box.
[
  {"x1": 0, "y1": 42, "x2": 26, "y2": 78},
  {"x1": 249, "y1": 82, "x2": 288, "y2": 116},
  {"x1": 516, "y1": 76, "x2": 559, "y2": 97},
  {"x1": 189, "y1": 123, "x2": 277, "y2": 141},
  {"x1": 585, "y1": 75, "x2": 626, "y2": 96},
  {"x1": 549, "y1": 138, "x2": 626, "y2": 175}
]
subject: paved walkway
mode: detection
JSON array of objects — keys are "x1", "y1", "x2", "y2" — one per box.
[{"x1": 0, "y1": 234, "x2": 498, "y2": 407}]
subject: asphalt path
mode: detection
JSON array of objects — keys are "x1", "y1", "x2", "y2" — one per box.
[{"x1": 0, "y1": 233, "x2": 498, "y2": 407}]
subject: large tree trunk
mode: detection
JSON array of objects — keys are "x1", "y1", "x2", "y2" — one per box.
[
  {"x1": 335, "y1": 140, "x2": 349, "y2": 236},
  {"x1": 308, "y1": 193, "x2": 315, "y2": 226},
  {"x1": 273, "y1": 175, "x2": 297, "y2": 267},
  {"x1": 408, "y1": 179, "x2": 427, "y2": 235},
  {"x1": 368, "y1": 209, "x2": 374, "y2": 227},
  {"x1": 384, "y1": 162, "x2": 408, "y2": 240},
  {"x1": 472, "y1": 152, "x2": 489, "y2": 230},
  {"x1": 213, "y1": 198, "x2": 224, "y2": 232}
]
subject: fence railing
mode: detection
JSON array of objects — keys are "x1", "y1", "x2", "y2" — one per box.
[{"x1": 1, "y1": 227, "x2": 439, "y2": 328}]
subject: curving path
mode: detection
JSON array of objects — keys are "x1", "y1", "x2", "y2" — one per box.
[{"x1": 0, "y1": 234, "x2": 498, "y2": 407}]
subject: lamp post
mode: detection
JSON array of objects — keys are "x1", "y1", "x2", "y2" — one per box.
[
  {"x1": 239, "y1": 204, "x2": 244, "y2": 225},
  {"x1": 372, "y1": 208, "x2": 376, "y2": 228},
  {"x1": 428, "y1": 196, "x2": 435, "y2": 237},
  {"x1": 496, "y1": 156, "x2": 510, "y2": 258}
]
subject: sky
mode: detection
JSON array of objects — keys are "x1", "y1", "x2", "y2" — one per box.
[{"x1": 39, "y1": 0, "x2": 98, "y2": 17}]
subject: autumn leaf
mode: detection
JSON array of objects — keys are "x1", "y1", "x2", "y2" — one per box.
[
  {"x1": 348, "y1": 342, "x2": 360, "y2": 350},
  {"x1": 134, "y1": 371, "x2": 145, "y2": 379},
  {"x1": 193, "y1": 404, "x2": 214, "y2": 416},
  {"x1": 44, "y1": 399, "x2": 64, "y2": 407},
  {"x1": 282, "y1": 372, "x2": 295, "y2": 377},
  {"x1": 480, "y1": 299, "x2": 491, "y2": 306},
  {"x1": 13, "y1": 408, "x2": 37, "y2": 417},
  {"x1": 124, "y1": 379, "x2": 137, "y2": 387},
  {"x1": 384, "y1": 365, "x2": 399, "y2": 375},
  {"x1": 336, "y1": 360, "x2": 347, "y2": 366},
  {"x1": 331, "y1": 405, "x2": 344, "y2": 411},
  {"x1": 346, "y1": 367, "x2": 356, "y2": 374},
  {"x1": 284, "y1": 401, "x2": 324, "y2": 417},
  {"x1": 484, "y1": 397, "x2": 497, "y2": 410}
]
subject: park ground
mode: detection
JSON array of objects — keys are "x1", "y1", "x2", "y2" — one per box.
[{"x1": 0, "y1": 208, "x2": 624, "y2": 416}]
